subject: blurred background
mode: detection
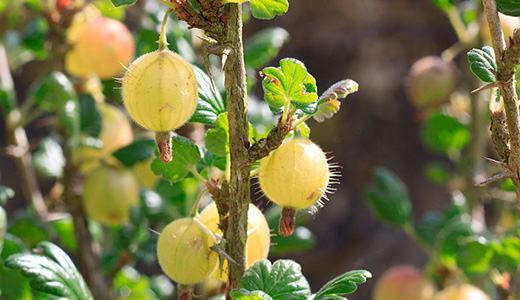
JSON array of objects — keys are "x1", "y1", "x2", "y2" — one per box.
[
  {"x1": 246, "y1": 1, "x2": 456, "y2": 299},
  {"x1": 2, "y1": 0, "x2": 518, "y2": 299}
]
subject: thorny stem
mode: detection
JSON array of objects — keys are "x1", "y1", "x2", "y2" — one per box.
[
  {"x1": 221, "y1": 3, "x2": 250, "y2": 296},
  {"x1": 482, "y1": 0, "x2": 520, "y2": 202}
]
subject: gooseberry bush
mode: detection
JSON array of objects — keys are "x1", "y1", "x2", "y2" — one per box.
[
  {"x1": 365, "y1": 1, "x2": 520, "y2": 300},
  {"x1": 0, "y1": 0, "x2": 370, "y2": 299}
]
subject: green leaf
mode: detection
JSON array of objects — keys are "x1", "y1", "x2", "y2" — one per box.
[
  {"x1": 0, "y1": 80, "x2": 16, "y2": 115},
  {"x1": 261, "y1": 58, "x2": 318, "y2": 111},
  {"x1": 365, "y1": 167, "x2": 412, "y2": 227},
  {"x1": 265, "y1": 206, "x2": 315, "y2": 256},
  {"x1": 5, "y1": 241, "x2": 93, "y2": 299},
  {"x1": 437, "y1": 202, "x2": 474, "y2": 264},
  {"x1": 245, "y1": 27, "x2": 289, "y2": 70},
  {"x1": 205, "y1": 113, "x2": 230, "y2": 157},
  {"x1": 0, "y1": 185, "x2": 15, "y2": 205},
  {"x1": 429, "y1": 0, "x2": 454, "y2": 12},
  {"x1": 111, "y1": 0, "x2": 137, "y2": 7},
  {"x1": 151, "y1": 136, "x2": 201, "y2": 182},
  {"x1": 241, "y1": 259, "x2": 310, "y2": 300},
  {"x1": 198, "y1": 149, "x2": 227, "y2": 171},
  {"x1": 456, "y1": 239, "x2": 492, "y2": 275},
  {"x1": 313, "y1": 79, "x2": 359, "y2": 122},
  {"x1": 415, "y1": 211, "x2": 444, "y2": 246},
  {"x1": 113, "y1": 266, "x2": 157, "y2": 299},
  {"x1": 51, "y1": 218, "x2": 77, "y2": 251},
  {"x1": 421, "y1": 112, "x2": 470, "y2": 155},
  {"x1": 250, "y1": 0, "x2": 289, "y2": 19},
  {"x1": 189, "y1": 65, "x2": 226, "y2": 125},
  {"x1": 491, "y1": 236, "x2": 520, "y2": 272},
  {"x1": 206, "y1": 129, "x2": 229, "y2": 157},
  {"x1": 22, "y1": 18, "x2": 48, "y2": 58},
  {"x1": 8, "y1": 217, "x2": 49, "y2": 249},
  {"x1": 231, "y1": 288, "x2": 273, "y2": 300},
  {"x1": 79, "y1": 94, "x2": 101, "y2": 137},
  {"x1": 467, "y1": 47, "x2": 497, "y2": 83},
  {"x1": 112, "y1": 138, "x2": 156, "y2": 167},
  {"x1": 32, "y1": 72, "x2": 80, "y2": 140},
  {"x1": 496, "y1": 0, "x2": 520, "y2": 16},
  {"x1": 0, "y1": 257, "x2": 32, "y2": 300},
  {"x1": 33, "y1": 137, "x2": 65, "y2": 178},
  {"x1": 313, "y1": 270, "x2": 372, "y2": 300}
]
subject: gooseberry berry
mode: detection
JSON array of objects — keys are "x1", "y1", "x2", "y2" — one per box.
[
  {"x1": 198, "y1": 201, "x2": 271, "y2": 281},
  {"x1": 373, "y1": 265, "x2": 436, "y2": 300},
  {"x1": 259, "y1": 137, "x2": 333, "y2": 211},
  {"x1": 434, "y1": 284, "x2": 489, "y2": 300},
  {"x1": 157, "y1": 217, "x2": 218, "y2": 285},
  {"x1": 74, "y1": 102, "x2": 133, "y2": 173},
  {"x1": 132, "y1": 158, "x2": 160, "y2": 189},
  {"x1": 259, "y1": 137, "x2": 336, "y2": 236},
  {"x1": 82, "y1": 165, "x2": 139, "y2": 226},
  {"x1": 65, "y1": 17, "x2": 135, "y2": 79},
  {"x1": 407, "y1": 56, "x2": 457, "y2": 109},
  {"x1": 121, "y1": 49, "x2": 198, "y2": 132}
]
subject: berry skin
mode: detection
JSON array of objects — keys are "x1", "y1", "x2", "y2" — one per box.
[
  {"x1": 157, "y1": 217, "x2": 218, "y2": 285},
  {"x1": 74, "y1": 102, "x2": 133, "y2": 174},
  {"x1": 82, "y1": 165, "x2": 139, "y2": 226},
  {"x1": 259, "y1": 137, "x2": 332, "y2": 210},
  {"x1": 434, "y1": 284, "x2": 489, "y2": 300},
  {"x1": 65, "y1": 17, "x2": 135, "y2": 79},
  {"x1": 122, "y1": 50, "x2": 198, "y2": 132},
  {"x1": 373, "y1": 265, "x2": 436, "y2": 300},
  {"x1": 407, "y1": 56, "x2": 457, "y2": 109},
  {"x1": 198, "y1": 202, "x2": 271, "y2": 281}
]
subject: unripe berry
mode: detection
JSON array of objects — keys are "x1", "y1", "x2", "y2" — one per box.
[
  {"x1": 122, "y1": 50, "x2": 198, "y2": 132},
  {"x1": 157, "y1": 217, "x2": 218, "y2": 285},
  {"x1": 434, "y1": 284, "x2": 489, "y2": 300},
  {"x1": 407, "y1": 56, "x2": 457, "y2": 109},
  {"x1": 74, "y1": 103, "x2": 133, "y2": 173},
  {"x1": 65, "y1": 17, "x2": 135, "y2": 79},
  {"x1": 373, "y1": 265, "x2": 436, "y2": 300},
  {"x1": 198, "y1": 202, "x2": 270, "y2": 281},
  {"x1": 132, "y1": 158, "x2": 160, "y2": 189},
  {"x1": 259, "y1": 137, "x2": 332, "y2": 211},
  {"x1": 82, "y1": 165, "x2": 139, "y2": 226}
]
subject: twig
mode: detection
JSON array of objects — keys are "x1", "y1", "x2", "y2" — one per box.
[
  {"x1": 0, "y1": 44, "x2": 49, "y2": 220},
  {"x1": 61, "y1": 158, "x2": 109, "y2": 300},
  {"x1": 221, "y1": 3, "x2": 250, "y2": 296},
  {"x1": 482, "y1": 0, "x2": 520, "y2": 202}
]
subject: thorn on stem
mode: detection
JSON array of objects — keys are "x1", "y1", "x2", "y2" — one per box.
[
  {"x1": 475, "y1": 170, "x2": 511, "y2": 186},
  {"x1": 482, "y1": 156, "x2": 507, "y2": 168},
  {"x1": 471, "y1": 81, "x2": 501, "y2": 94}
]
